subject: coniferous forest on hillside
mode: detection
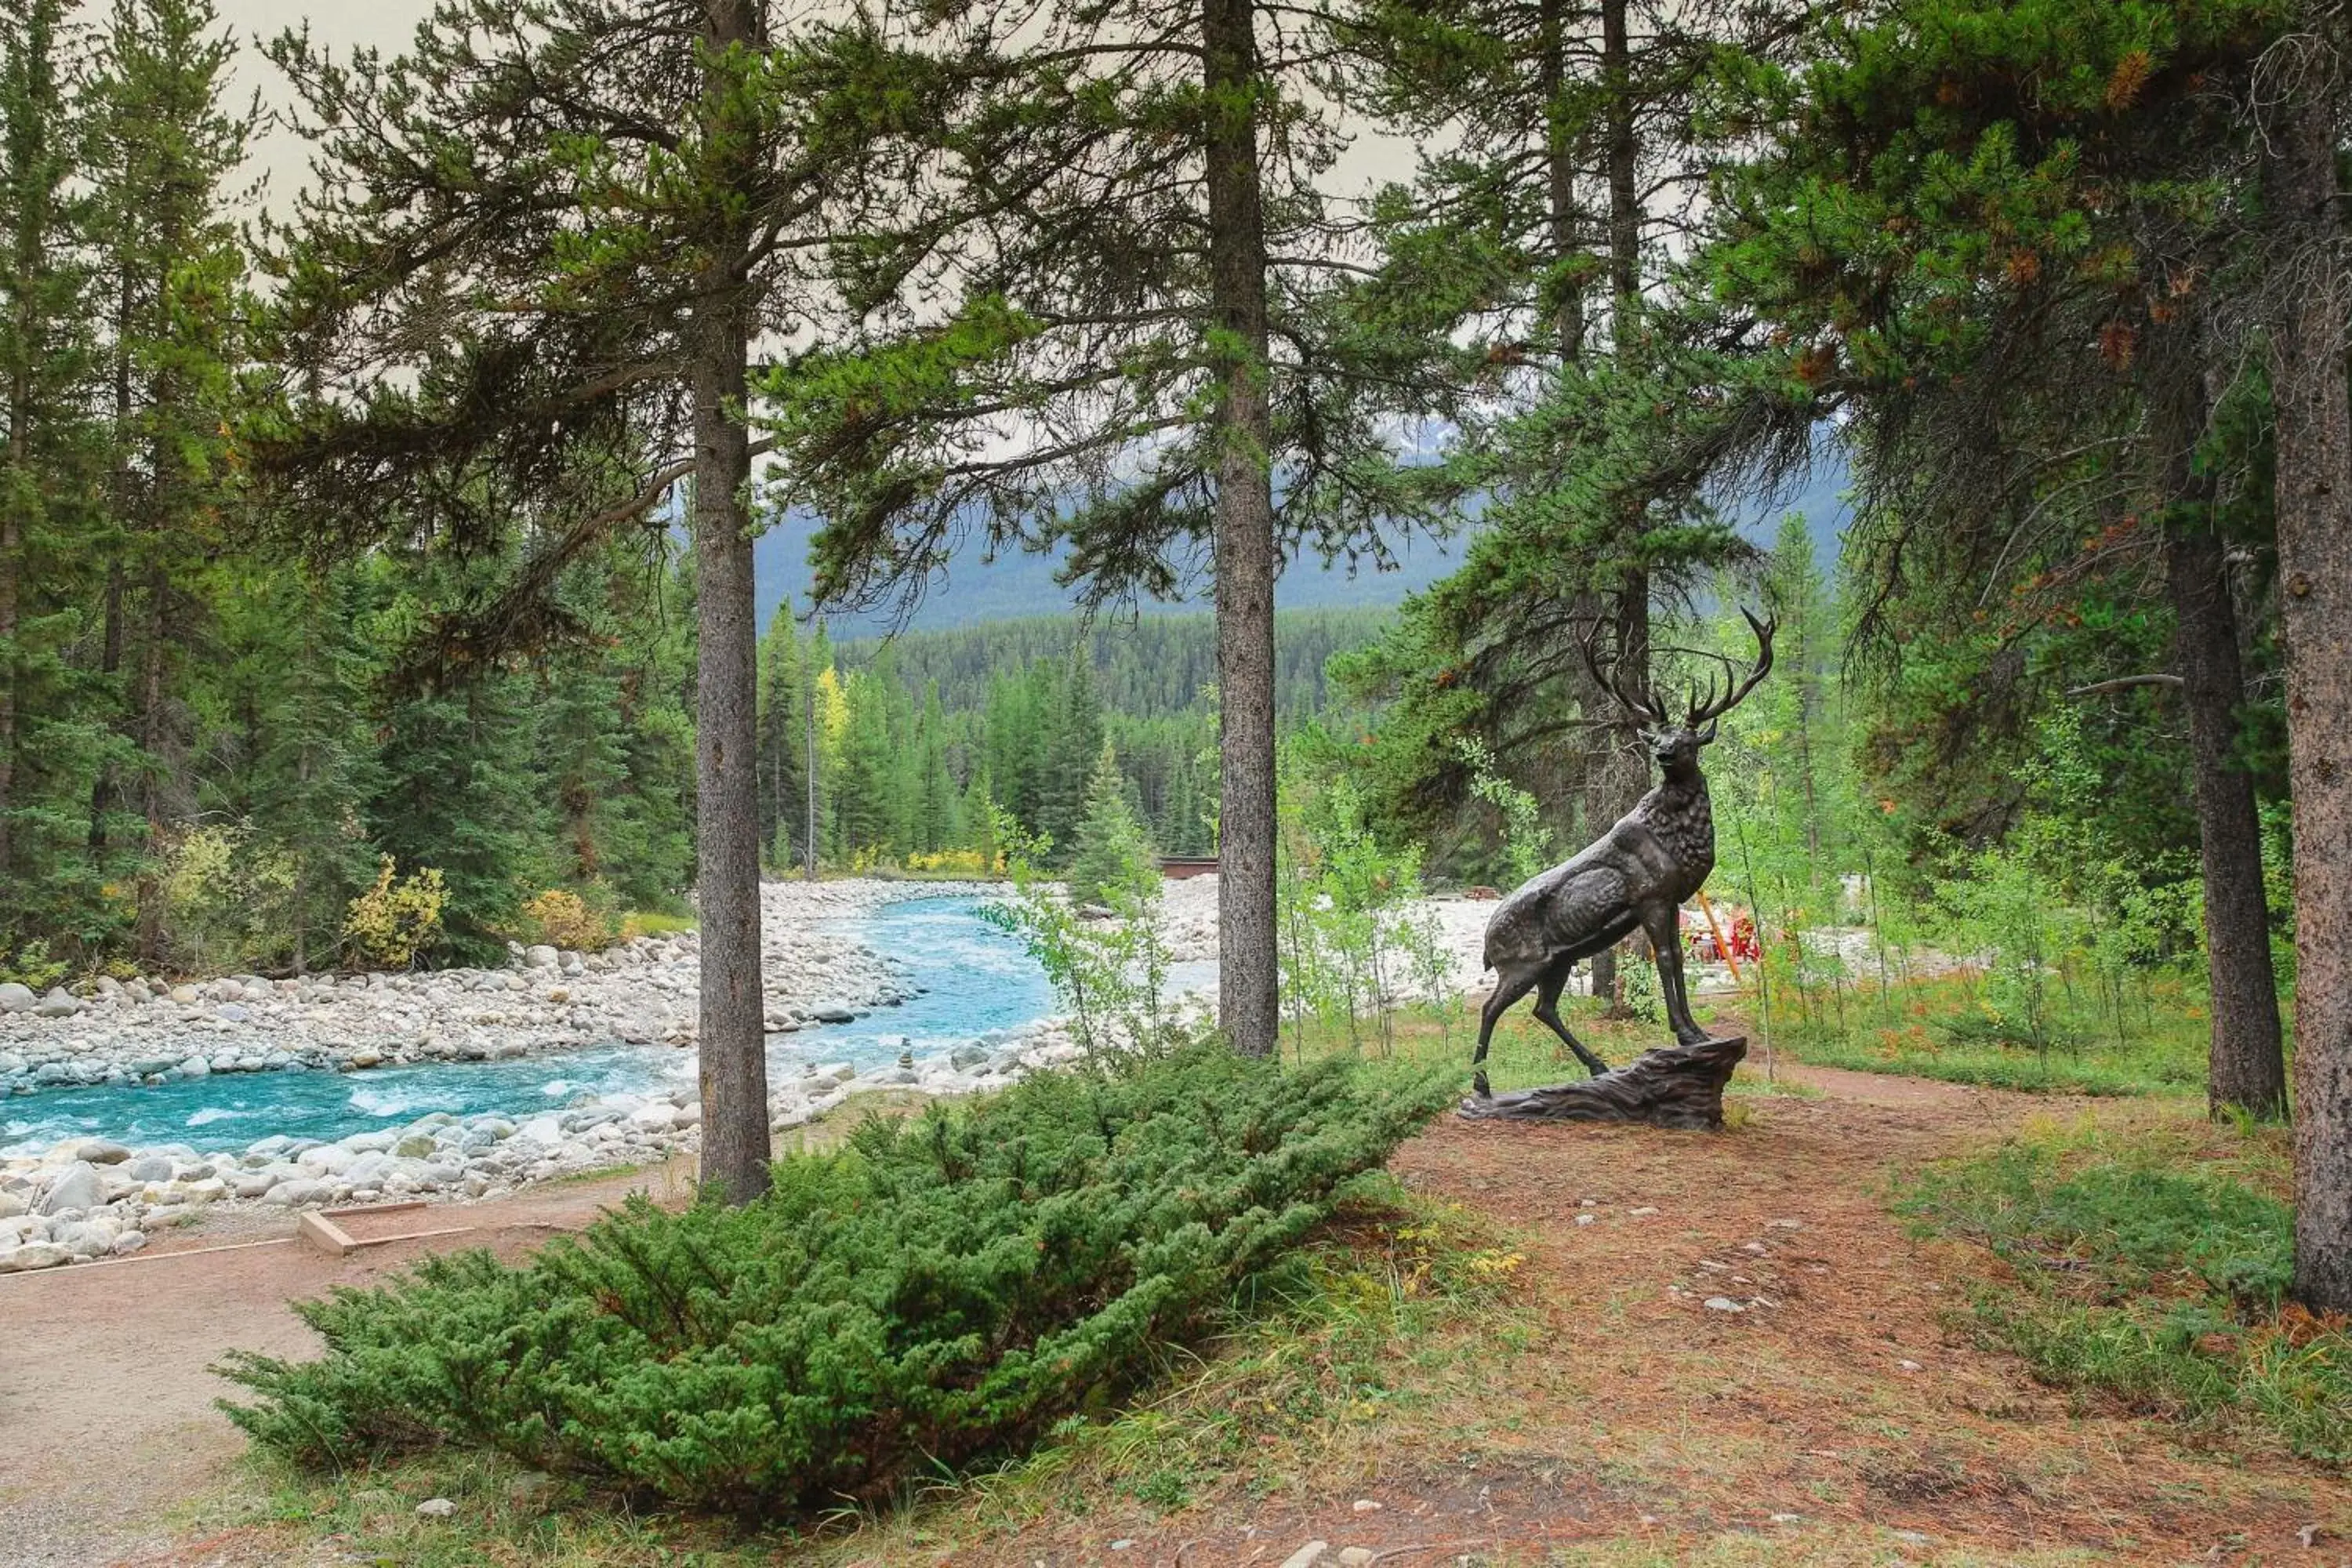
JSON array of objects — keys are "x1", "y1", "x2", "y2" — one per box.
[{"x1": 9, "y1": 0, "x2": 2352, "y2": 1556}]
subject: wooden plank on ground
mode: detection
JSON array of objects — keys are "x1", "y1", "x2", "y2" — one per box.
[{"x1": 296, "y1": 1210, "x2": 358, "y2": 1258}]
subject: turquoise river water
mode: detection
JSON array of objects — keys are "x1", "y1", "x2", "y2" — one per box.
[{"x1": 0, "y1": 896, "x2": 1054, "y2": 1156}]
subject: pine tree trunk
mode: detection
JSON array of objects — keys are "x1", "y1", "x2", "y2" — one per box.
[
  {"x1": 689, "y1": 0, "x2": 770, "y2": 1205},
  {"x1": 1537, "y1": 0, "x2": 1583, "y2": 360},
  {"x1": 1600, "y1": 0, "x2": 1638, "y2": 316},
  {"x1": 1594, "y1": 0, "x2": 1646, "y2": 1014},
  {"x1": 0, "y1": 61, "x2": 40, "y2": 884},
  {"x1": 91, "y1": 263, "x2": 135, "y2": 858},
  {"x1": 0, "y1": 503, "x2": 16, "y2": 888},
  {"x1": 133, "y1": 562, "x2": 170, "y2": 964},
  {"x1": 0, "y1": 354, "x2": 22, "y2": 882},
  {"x1": 87, "y1": 562, "x2": 124, "y2": 851},
  {"x1": 1203, "y1": 0, "x2": 1280, "y2": 1058},
  {"x1": 2263, "y1": 59, "x2": 2352, "y2": 1311},
  {"x1": 1542, "y1": 0, "x2": 1608, "y2": 1002},
  {"x1": 2147, "y1": 337, "x2": 2285, "y2": 1120},
  {"x1": 1599, "y1": 567, "x2": 1650, "y2": 1013},
  {"x1": 805, "y1": 662, "x2": 819, "y2": 880}
]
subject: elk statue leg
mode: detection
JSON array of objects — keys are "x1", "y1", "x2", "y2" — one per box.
[
  {"x1": 1531, "y1": 957, "x2": 1609, "y2": 1077},
  {"x1": 1471, "y1": 966, "x2": 1542, "y2": 1098},
  {"x1": 1642, "y1": 903, "x2": 1710, "y2": 1046}
]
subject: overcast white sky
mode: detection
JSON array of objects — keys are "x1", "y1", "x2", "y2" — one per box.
[
  {"x1": 212, "y1": 1, "x2": 1419, "y2": 220},
  {"x1": 212, "y1": 2, "x2": 432, "y2": 213}
]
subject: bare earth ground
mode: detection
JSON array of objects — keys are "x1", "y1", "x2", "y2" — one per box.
[
  {"x1": 0, "y1": 1157, "x2": 697, "y2": 1568},
  {"x1": 5, "y1": 1065, "x2": 2347, "y2": 1568}
]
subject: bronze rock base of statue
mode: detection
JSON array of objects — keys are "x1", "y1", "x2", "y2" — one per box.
[{"x1": 1461, "y1": 1035, "x2": 1747, "y2": 1131}]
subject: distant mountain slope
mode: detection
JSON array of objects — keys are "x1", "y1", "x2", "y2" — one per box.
[
  {"x1": 759, "y1": 445, "x2": 1852, "y2": 633},
  {"x1": 754, "y1": 513, "x2": 1472, "y2": 633}
]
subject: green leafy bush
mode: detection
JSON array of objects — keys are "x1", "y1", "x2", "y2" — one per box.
[
  {"x1": 219, "y1": 1044, "x2": 1454, "y2": 1510},
  {"x1": 982, "y1": 804, "x2": 1179, "y2": 1060}
]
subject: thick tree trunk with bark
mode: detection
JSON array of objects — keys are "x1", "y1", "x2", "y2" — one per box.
[
  {"x1": 0, "y1": 394, "x2": 20, "y2": 881},
  {"x1": 0, "y1": 138, "x2": 39, "y2": 884},
  {"x1": 132, "y1": 561, "x2": 171, "y2": 964},
  {"x1": 2147, "y1": 336, "x2": 2285, "y2": 1120},
  {"x1": 1537, "y1": 0, "x2": 1584, "y2": 360},
  {"x1": 1203, "y1": 0, "x2": 1280, "y2": 1059},
  {"x1": 91, "y1": 270, "x2": 134, "y2": 858},
  {"x1": 689, "y1": 0, "x2": 771, "y2": 1203},
  {"x1": 1599, "y1": 0, "x2": 1638, "y2": 316},
  {"x1": 1591, "y1": 0, "x2": 1647, "y2": 1011},
  {"x1": 1595, "y1": 568, "x2": 1650, "y2": 1011},
  {"x1": 2263, "y1": 60, "x2": 2352, "y2": 1311}
]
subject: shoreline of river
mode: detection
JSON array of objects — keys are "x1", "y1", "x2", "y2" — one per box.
[
  {"x1": 0, "y1": 880, "x2": 1079, "y2": 1274},
  {"x1": 0, "y1": 879, "x2": 1012, "y2": 1102}
]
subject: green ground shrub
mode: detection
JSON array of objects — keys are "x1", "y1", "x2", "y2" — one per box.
[
  {"x1": 1897, "y1": 1127, "x2": 2350, "y2": 1461},
  {"x1": 220, "y1": 1044, "x2": 1454, "y2": 1512}
]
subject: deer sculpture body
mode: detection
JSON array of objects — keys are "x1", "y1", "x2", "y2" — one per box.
[{"x1": 1471, "y1": 612, "x2": 1775, "y2": 1098}]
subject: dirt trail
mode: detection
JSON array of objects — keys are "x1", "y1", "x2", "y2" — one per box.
[
  {"x1": 0, "y1": 1158, "x2": 695, "y2": 1568},
  {"x1": 7, "y1": 1068, "x2": 2346, "y2": 1568},
  {"x1": 936, "y1": 1065, "x2": 2350, "y2": 1567}
]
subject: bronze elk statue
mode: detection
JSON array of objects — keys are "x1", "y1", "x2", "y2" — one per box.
[{"x1": 1471, "y1": 611, "x2": 1776, "y2": 1099}]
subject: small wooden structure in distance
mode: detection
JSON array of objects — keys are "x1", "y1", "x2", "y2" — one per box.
[
  {"x1": 1158, "y1": 856, "x2": 1218, "y2": 880},
  {"x1": 296, "y1": 1199, "x2": 477, "y2": 1258}
]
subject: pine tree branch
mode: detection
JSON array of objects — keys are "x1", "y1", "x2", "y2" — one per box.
[{"x1": 2066, "y1": 673, "x2": 2186, "y2": 696}]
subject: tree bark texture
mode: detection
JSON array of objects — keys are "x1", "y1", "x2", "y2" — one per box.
[
  {"x1": 1595, "y1": 568, "x2": 1650, "y2": 1011},
  {"x1": 2263, "y1": 62, "x2": 2352, "y2": 1310},
  {"x1": 1593, "y1": 0, "x2": 1646, "y2": 1011},
  {"x1": 1203, "y1": 0, "x2": 1281, "y2": 1059},
  {"x1": 2147, "y1": 333, "x2": 2285, "y2": 1120},
  {"x1": 91, "y1": 264, "x2": 136, "y2": 858},
  {"x1": 1600, "y1": 0, "x2": 1639, "y2": 317},
  {"x1": 1537, "y1": 0, "x2": 1584, "y2": 360},
  {"x1": 690, "y1": 0, "x2": 771, "y2": 1204}
]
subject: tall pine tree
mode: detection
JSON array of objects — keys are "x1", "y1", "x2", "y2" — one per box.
[
  {"x1": 256, "y1": 1, "x2": 963, "y2": 1200},
  {"x1": 0, "y1": 0, "x2": 100, "y2": 937}
]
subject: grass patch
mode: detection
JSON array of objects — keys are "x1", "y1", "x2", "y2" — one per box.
[
  {"x1": 1770, "y1": 971, "x2": 2215, "y2": 1096},
  {"x1": 616, "y1": 909, "x2": 697, "y2": 941},
  {"x1": 224, "y1": 1181, "x2": 1530, "y2": 1566},
  {"x1": 1895, "y1": 1117, "x2": 2350, "y2": 1461}
]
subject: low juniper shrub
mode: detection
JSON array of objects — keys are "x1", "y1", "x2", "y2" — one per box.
[{"x1": 218, "y1": 1042, "x2": 1454, "y2": 1511}]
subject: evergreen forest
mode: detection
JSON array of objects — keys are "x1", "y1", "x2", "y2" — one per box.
[{"x1": 7, "y1": 0, "x2": 2352, "y2": 1555}]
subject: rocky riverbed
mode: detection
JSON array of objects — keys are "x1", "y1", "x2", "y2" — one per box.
[
  {"x1": 0, "y1": 879, "x2": 1007, "y2": 1096},
  {"x1": 0, "y1": 874, "x2": 1524, "y2": 1277},
  {"x1": 0, "y1": 879, "x2": 1085, "y2": 1275},
  {"x1": 0, "y1": 1015, "x2": 1083, "y2": 1273}
]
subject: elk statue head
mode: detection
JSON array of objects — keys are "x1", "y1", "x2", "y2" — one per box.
[{"x1": 1580, "y1": 608, "x2": 1777, "y2": 784}]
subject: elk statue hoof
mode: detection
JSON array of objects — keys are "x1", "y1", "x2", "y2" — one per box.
[{"x1": 1458, "y1": 1036, "x2": 1748, "y2": 1131}]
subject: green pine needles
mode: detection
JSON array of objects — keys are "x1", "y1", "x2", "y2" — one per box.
[{"x1": 217, "y1": 1045, "x2": 1454, "y2": 1512}]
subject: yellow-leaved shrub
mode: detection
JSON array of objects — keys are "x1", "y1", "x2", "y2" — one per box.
[
  {"x1": 342, "y1": 857, "x2": 448, "y2": 970},
  {"x1": 517, "y1": 887, "x2": 615, "y2": 952}
]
